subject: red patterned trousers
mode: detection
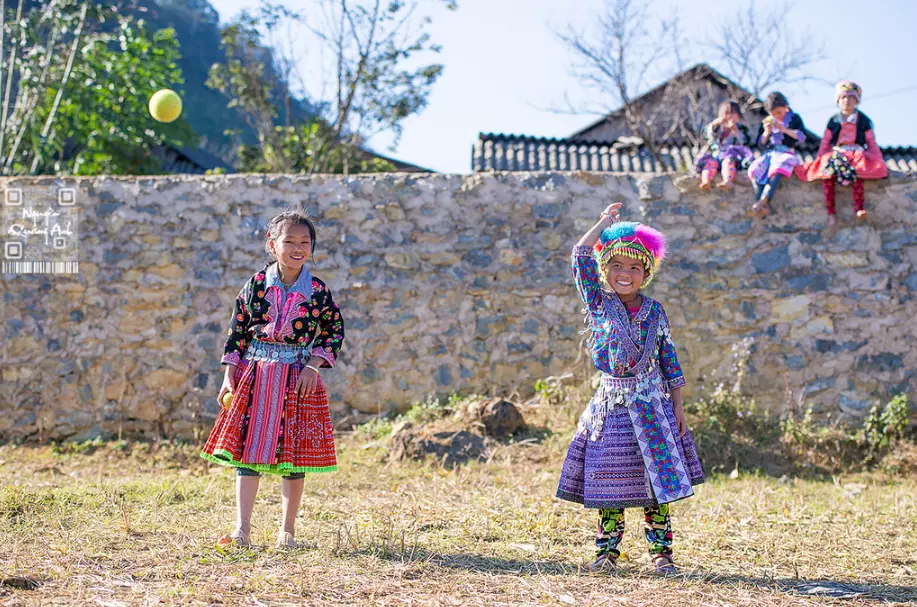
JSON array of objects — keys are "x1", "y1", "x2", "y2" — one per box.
[{"x1": 824, "y1": 178, "x2": 865, "y2": 216}]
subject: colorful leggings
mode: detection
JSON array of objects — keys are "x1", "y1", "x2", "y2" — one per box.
[
  {"x1": 824, "y1": 178, "x2": 865, "y2": 216},
  {"x1": 596, "y1": 503, "x2": 673, "y2": 558},
  {"x1": 700, "y1": 158, "x2": 737, "y2": 185}
]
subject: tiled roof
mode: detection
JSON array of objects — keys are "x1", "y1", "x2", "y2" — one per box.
[
  {"x1": 569, "y1": 64, "x2": 755, "y2": 140},
  {"x1": 472, "y1": 133, "x2": 917, "y2": 175}
]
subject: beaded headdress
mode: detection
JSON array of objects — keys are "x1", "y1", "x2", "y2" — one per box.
[
  {"x1": 594, "y1": 221, "x2": 667, "y2": 288},
  {"x1": 835, "y1": 80, "x2": 862, "y2": 103}
]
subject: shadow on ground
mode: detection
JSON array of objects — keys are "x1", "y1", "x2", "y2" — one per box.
[
  {"x1": 400, "y1": 553, "x2": 917, "y2": 603},
  {"x1": 681, "y1": 571, "x2": 917, "y2": 603}
]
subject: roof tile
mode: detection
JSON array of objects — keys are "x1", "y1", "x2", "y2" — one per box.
[{"x1": 473, "y1": 133, "x2": 917, "y2": 175}]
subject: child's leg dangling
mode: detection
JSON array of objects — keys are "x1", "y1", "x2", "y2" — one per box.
[
  {"x1": 853, "y1": 179, "x2": 867, "y2": 219},
  {"x1": 700, "y1": 159, "x2": 718, "y2": 189},
  {"x1": 824, "y1": 178, "x2": 839, "y2": 230},
  {"x1": 824, "y1": 178, "x2": 837, "y2": 216},
  {"x1": 752, "y1": 174, "x2": 780, "y2": 216},
  {"x1": 717, "y1": 158, "x2": 737, "y2": 188},
  {"x1": 760, "y1": 174, "x2": 782, "y2": 201}
]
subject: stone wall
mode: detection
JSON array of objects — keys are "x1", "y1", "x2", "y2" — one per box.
[{"x1": 2, "y1": 172, "x2": 915, "y2": 441}]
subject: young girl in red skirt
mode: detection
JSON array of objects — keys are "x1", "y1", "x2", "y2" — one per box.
[
  {"x1": 795, "y1": 81, "x2": 887, "y2": 231},
  {"x1": 201, "y1": 209, "x2": 345, "y2": 548}
]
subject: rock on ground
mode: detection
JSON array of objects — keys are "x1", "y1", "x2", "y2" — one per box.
[{"x1": 389, "y1": 421, "x2": 488, "y2": 466}]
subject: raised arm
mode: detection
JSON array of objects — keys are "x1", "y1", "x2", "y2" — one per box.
[
  {"x1": 737, "y1": 124, "x2": 751, "y2": 147},
  {"x1": 576, "y1": 203, "x2": 621, "y2": 248},
  {"x1": 572, "y1": 203, "x2": 621, "y2": 321}
]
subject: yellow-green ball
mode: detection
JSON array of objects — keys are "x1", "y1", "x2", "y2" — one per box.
[
  {"x1": 221, "y1": 392, "x2": 233, "y2": 408},
  {"x1": 149, "y1": 89, "x2": 183, "y2": 123}
]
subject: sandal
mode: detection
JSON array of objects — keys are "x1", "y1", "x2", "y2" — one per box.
[
  {"x1": 217, "y1": 529, "x2": 250, "y2": 548},
  {"x1": 715, "y1": 181, "x2": 734, "y2": 190},
  {"x1": 275, "y1": 530, "x2": 301, "y2": 550},
  {"x1": 652, "y1": 553, "x2": 677, "y2": 574},
  {"x1": 856, "y1": 209, "x2": 868, "y2": 221},
  {"x1": 751, "y1": 199, "x2": 770, "y2": 218},
  {"x1": 589, "y1": 553, "x2": 617, "y2": 573}
]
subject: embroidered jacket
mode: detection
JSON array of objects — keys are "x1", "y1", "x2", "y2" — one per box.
[
  {"x1": 756, "y1": 110, "x2": 807, "y2": 150},
  {"x1": 221, "y1": 262, "x2": 345, "y2": 367},
  {"x1": 826, "y1": 110, "x2": 874, "y2": 147},
  {"x1": 572, "y1": 245, "x2": 685, "y2": 391},
  {"x1": 703, "y1": 121, "x2": 751, "y2": 154}
]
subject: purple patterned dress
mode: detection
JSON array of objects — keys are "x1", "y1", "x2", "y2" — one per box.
[
  {"x1": 747, "y1": 110, "x2": 807, "y2": 185},
  {"x1": 556, "y1": 246, "x2": 704, "y2": 509},
  {"x1": 693, "y1": 121, "x2": 753, "y2": 174}
]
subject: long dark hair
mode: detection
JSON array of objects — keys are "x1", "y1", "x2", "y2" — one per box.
[{"x1": 265, "y1": 208, "x2": 317, "y2": 261}]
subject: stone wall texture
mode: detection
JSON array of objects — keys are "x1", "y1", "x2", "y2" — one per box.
[{"x1": 2, "y1": 172, "x2": 916, "y2": 441}]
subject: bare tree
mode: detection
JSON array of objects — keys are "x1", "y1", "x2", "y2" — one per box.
[
  {"x1": 557, "y1": 0, "x2": 827, "y2": 163},
  {"x1": 712, "y1": 0, "x2": 827, "y2": 112},
  {"x1": 557, "y1": 0, "x2": 697, "y2": 162},
  {"x1": 308, "y1": 0, "x2": 451, "y2": 156}
]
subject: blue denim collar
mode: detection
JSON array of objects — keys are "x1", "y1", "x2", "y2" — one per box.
[{"x1": 265, "y1": 262, "x2": 313, "y2": 300}]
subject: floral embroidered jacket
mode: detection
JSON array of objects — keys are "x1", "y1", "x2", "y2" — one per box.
[
  {"x1": 221, "y1": 263, "x2": 345, "y2": 368},
  {"x1": 756, "y1": 110, "x2": 807, "y2": 150},
  {"x1": 703, "y1": 121, "x2": 751, "y2": 154},
  {"x1": 572, "y1": 245, "x2": 685, "y2": 391}
]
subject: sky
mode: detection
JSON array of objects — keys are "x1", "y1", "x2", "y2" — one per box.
[{"x1": 209, "y1": 0, "x2": 917, "y2": 174}]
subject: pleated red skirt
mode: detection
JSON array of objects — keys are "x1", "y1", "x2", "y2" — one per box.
[{"x1": 201, "y1": 359, "x2": 337, "y2": 474}]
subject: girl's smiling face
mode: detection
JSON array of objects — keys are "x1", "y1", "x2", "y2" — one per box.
[
  {"x1": 604, "y1": 254, "x2": 646, "y2": 296},
  {"x1": 268, "y1": 223, "x2": 312, "y2": 270}
]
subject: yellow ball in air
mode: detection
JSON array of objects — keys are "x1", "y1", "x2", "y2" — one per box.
[
  {"x1": 221, "y1": 392, "x2": 233, "y2": 408},
  {"x1": 149, "y1": 89, "x2": 183, "y2": 123}
]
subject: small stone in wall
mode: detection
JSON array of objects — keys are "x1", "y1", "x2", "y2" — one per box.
[
  {"x1": 752, "y1": 245, "x2": 791, "y2": 273},
  {"x1": 770, "y1": 295, "x2": 810, "y2": 324},
  {"x1": 838, "y1": 391, "x2": 873, "y2": 415}
]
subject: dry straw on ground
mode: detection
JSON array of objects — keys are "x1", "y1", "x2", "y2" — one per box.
[{"x1": 2, "y1": 384, "x2": 916, "y2": 606}]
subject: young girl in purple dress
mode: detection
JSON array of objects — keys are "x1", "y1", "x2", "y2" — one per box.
[
  {"x1": 747, "y1": 92, "x2": 808, "y2": 216},
  {"x1": 556, "y1": 203, "x2": 704, "y2": 574},
  {"x1": 695, "y1": 100, "x2": 753, "y2": 190}
]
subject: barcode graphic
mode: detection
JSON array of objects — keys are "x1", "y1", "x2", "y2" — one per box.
[{"x1": 2, "y1": 261, "x2": 79, "y2": 274}]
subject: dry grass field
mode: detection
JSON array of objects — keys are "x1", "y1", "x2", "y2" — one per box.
[{"x1": 2, "y1": 382, "x2": 916, "y2": 606}]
